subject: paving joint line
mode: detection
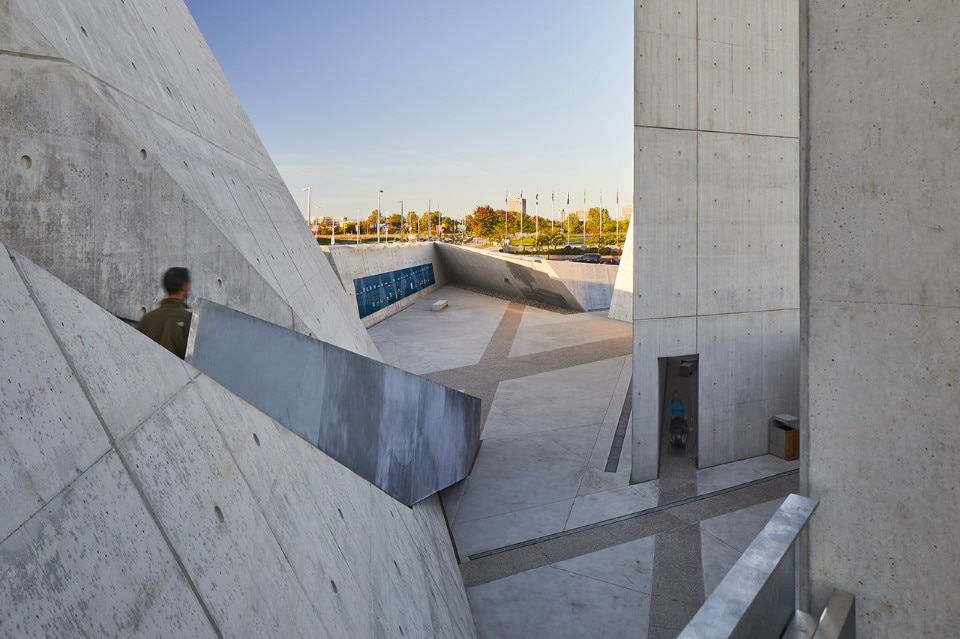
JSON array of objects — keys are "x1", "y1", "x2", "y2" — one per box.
[{"x1": 466, "y1": 469, "x2": 799, "y2": 560}]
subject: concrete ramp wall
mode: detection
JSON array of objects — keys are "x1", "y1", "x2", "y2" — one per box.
[
  {"x1": 325, "y1": 243, "x2": 448, "y2": 327},
  {"x1": 546, "y1": 260, "x2": 618, "y2": 311},
  {"x1": 0, "y1": 0, "x2": 377, "y2": 358},
  {"x1": 0, "y1": 245, "x2": 475, "y2": 637},
  {"x1": 435, "y1": 244, "x2": 584, "y2": 311},
  {"x1": 608, "y1": 216, "x2": 634, "y2": 322}
]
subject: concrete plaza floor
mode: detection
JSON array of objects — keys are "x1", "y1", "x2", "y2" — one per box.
[{"x1": 369, "y1": 286, "x2": 799, "y2": 638}]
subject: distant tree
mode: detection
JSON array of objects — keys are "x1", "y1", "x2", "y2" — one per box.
[
  {"x1": 467, "y1": 205, "x2": 505, "y2": 242},
  {"x1": 388, "y1": 213, "x2": 403, "y2": 230},
  {"x1": 564, "y1": 212, "x2": 582, "y2": 236},
  {"x1": 586, "y1": 207, "x2": 611, "y2": 236}
]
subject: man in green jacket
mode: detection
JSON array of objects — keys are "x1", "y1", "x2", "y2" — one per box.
[{"x1": 138, "y1": 267, "x2": 192, "y2": 359}]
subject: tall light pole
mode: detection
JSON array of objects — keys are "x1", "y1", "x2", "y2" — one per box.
[
  {"x1": 377, "y1": 189, "x2": 383, "y2": 243},
  {"x1": 398, "y1": 200, "x2": 403, "y2": 240},
  {"x1": 438, "y1": 206, "x2": 442, "y2": 240},
  {"x1": 427, "y1": 199, "x2": 431, "y2": 240},
  {"x1": 302, "y1": 187, "x2": 311, "y2": 223},
  {"x1": 356, "y1": 208, "x2": 360, "y2": 244}
]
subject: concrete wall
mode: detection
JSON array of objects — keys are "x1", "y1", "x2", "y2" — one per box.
[
  {"x1": 632, "y1": 0, "x2": 800, "y2": 481},
  {"x1": 608, "y1": 216, "x2": 635, "y2": 322},
  {"x1": 0, "y1": 244, "x2": 476, "y2": 637},
  {"x1": 0, "y1": 0, "x2": 377, "y2": 358},
  {"x1": 546, "y1": 260, "x2": 618, "y2": 312},
  {"x1": 435, "y1": 244, "x2": 584, "y2": 312},
  {"x1": 325, "y1": 243, "x2": 448, "y2": 327},
  {"x1": 803, "y1": 2, "x2": 960, "y2": 635}
]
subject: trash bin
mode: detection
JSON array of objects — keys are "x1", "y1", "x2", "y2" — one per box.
[{"x1": 769, "y1": 414, "x2": 800, "y2": 461}]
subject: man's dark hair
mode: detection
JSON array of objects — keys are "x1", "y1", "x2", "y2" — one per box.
[{"x1": 162, "y1": 267, "x2": 191, "y2": 295}]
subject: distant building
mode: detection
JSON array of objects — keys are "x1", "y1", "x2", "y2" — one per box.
[
  {"x1": 620, "y1": 203, "x2": 633, "y2": 220},
  {"x1": 507, "y1": 197, "x2": 526, "y2": 215}
]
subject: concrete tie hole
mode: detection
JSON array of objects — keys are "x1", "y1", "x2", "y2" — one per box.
[
  {"x1": 253, "y1": 433, "x2": 260, "y2": 446},
  {"x1": 139, "y1": 148, "x2": 147, "y2": 161},
  {"x1": 80, "y1": 26, "x2": 88, "y2": 37},
  {"x1": 330, "y1": 580, "x2": 338, "y2": 594},
  {"x1": 19, "y1": 155, "x2": 32, "y2": 169},
  {"x1": 214, "y1": 505, "x2": 224, "y2": 523},
  {"x1": 337, "y1": 508, "x2": 343, "y2": 519},
  {"x1": 216, "y1": 277, "x2": 223, "y2": 288}
]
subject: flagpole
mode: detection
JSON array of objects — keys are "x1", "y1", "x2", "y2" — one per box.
[
  {"x1": 551, "y1": 192, "x2": 555, "y2": 233},
  {"x1": 535, "y1": 193, "x2": 539, "y2": 243},
  {"x1": 582, "y1": 190, "x2": 586, "y2": 246},
  {"x1": 504, "y1": 191, "x2": 508, "y2": 246}
]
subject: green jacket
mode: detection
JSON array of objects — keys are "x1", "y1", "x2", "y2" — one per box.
[{"x1": 137, "y1": 298, "x2": 192, "y2": 359}]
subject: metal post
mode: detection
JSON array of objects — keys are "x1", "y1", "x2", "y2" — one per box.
[
  {"x1": 302, "y1": 187, "x2": 311, "y2": 224},
  {"x1": 377, "y1": 189, "x2": 383, "y2": 243}
]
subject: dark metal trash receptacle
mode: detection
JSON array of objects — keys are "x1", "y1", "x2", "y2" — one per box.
[{"x1": 769, "y1": 414, "x2": 800, "y2": 461}]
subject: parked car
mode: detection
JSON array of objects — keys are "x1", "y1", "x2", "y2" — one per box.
[
  {"x1": 601, "y1": 257, "x2": 620, "y2": 265},
  {"x1": 571, "y1": 253, "x2": 602, "y2": 263}
]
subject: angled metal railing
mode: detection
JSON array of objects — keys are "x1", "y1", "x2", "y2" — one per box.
[
  {"x1": 186, "y1": 299, "x2": 481, "y2": 506},
  {"x1": 679, "y1": 494, "x2": 820, "y2": 639}
]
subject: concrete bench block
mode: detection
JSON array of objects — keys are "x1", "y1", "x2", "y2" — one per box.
[{"x1": 432, "y1": 300, "x2": 448, "y2": 311}]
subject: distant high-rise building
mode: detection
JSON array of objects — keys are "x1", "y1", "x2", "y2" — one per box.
[
  {"x1": 620, "y1": 203, "x2": 634, "y2": 220},
  {"x1": 507, "y1": 197, "x2": 526, "y2": 215}
]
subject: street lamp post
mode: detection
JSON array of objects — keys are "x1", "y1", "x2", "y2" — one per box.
[
  {"x1": 377, "y1": 189, "x2": 383, "y2": 243},
  {"x1": 302, "y1": 187, "x2": 311, "y2": 224},
  {"x1": 398, "y1": 200, "x2": 403, "y2": 240}
]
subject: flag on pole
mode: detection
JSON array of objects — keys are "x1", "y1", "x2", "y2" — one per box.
[
  {"x1": 535, "y1": 193, "x2": 538, "y2": 205},
  {"x1": 616, "y1": 190, "x2": 619, "y2": 205},
  {"x1": 551, "y1": 192, "x2": 555, "y2": 203},
  {"x1": 566, "y1": 193, "x2": 570, "y2": 205}
]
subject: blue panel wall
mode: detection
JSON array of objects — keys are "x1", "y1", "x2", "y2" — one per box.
[{"x1": 354, "y1": 264, "x2": 436, "y2": 319}]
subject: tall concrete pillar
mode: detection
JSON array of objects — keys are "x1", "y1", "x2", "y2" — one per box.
[
  {"x1": 803, "y1": 2, "x2": 960, "y2": 634},
  {"x1": 632, "y1": 1, "x2": 800, "y2": 482}
]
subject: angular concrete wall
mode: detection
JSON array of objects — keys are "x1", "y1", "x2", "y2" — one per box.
[
  {"x1": 0, "y1": 0, "x2": 377, "y2": 358},
  {"x1": 803, "y1": 2, "x2": 960, "y2": 635},
  {"x1": 435, "y1": 244, "x2": 584, "y2": 311},
  {"x1": 632, "y1": 0, "x2": 800, "y2": 480},
  {"x1": 0, "y1": 244, "x2": 475, "y2": 637},
  {"x1": 608, "y1": 216, "x2": 635, "y2": 322},
  {"x1": 325, "y1": 243, "x2": 448, "y2": 327},
  {"x1": 546, "y1": 260, "x2": 618, "y2": 312}
]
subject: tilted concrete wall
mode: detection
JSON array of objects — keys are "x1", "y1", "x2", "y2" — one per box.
[
  {"x1": 0, "y1": 244, "x2": 475, "y2": 637},
  {"x1": 435, "y1": 243, "x2": 584, "y2": 311},
  {"x1": 803, "y1": 2, "x2": 960, "y2": 635},
  {"x1": 608, "y1": 216, "x2": 634, "y2": 322},
  {"x1": 546, "y1": 260, "x2": 618, "y2": 312},
  {"x1": 0, "y1": 0, "x2": 377, "y2": 358},
  {"x1": 325, "y1": 243, "x2": 448, "y2": 327},
  {"x1": 631, "y1": 0, "x2": 800, "y2": 481}
]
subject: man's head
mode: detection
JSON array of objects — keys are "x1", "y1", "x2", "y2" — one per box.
[{"x1": 162, "y1": 267, "x2": 191, "y2": 299}]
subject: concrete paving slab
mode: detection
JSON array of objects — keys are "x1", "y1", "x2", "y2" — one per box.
[
  {"x1": 510, "y1": 313, "x2": 630, "y2": 358},
  {"x1": 565, "y1": 485, "x2": 659, "y2": 531},
  {"x1": 540, "y1": 424, "x2": 603, "y2": 462},
  {"x1": 482, "y1": 358, "x2": 624, "y2": 439},
  {"x1": 468, "y1": 565, "x2": 649, "y2": 639},
  {"x1": 699, "y1": 498, "x2": 785, "y2": 554},
  {"x1": 551, "y1": 535, "x2": 656, "y2": 594},
  {"x1": 455, "y1": 436, "x2": 586, "y2": 523},
  {"x1": 700, "y1": 528, "x2": 745, "y2": 599},
  {"x1": 453, "y1": 500, "x2": 575, "y2": 558},
  {"x1": 368, "y1": 286, "x2": 509, "y2": 375},
  {"x1": 697, "y1": 454, "x2": 799, "y2": 495}
]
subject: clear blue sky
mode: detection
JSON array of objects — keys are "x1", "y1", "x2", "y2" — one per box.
[{"x1": 184, "y1": 0, "x2": 633, "y2": 222}]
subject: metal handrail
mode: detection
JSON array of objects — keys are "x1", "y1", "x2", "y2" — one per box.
[{"x1": 678, "y1": 494, "x2": 819, "y2": 639}]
